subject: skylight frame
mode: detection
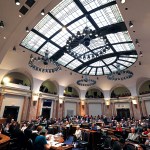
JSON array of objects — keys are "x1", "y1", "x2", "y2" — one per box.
[{"x1": 20, "y1": 0, "x2": 137, "y2": 76}]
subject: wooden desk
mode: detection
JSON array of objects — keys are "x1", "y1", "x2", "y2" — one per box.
[
  {"x1": 51, "y1": 145, "x2": 73, "y2": 150},
  {"x1": 0, "y1": 134, "x2": 10, "y2": 144},
  {"x1": 0, "y1": 134, "x2": 10, "y2": 149},
  {"x1": 0, "y1": 118, "x2": 7, "y2": 124},
  {"x1": 47, "y1": 135, "x2": 73, "y2": 150}
]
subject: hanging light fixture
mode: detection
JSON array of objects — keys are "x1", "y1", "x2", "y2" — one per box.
[
  {"x1": 13, "y1": 46, "x2": 16, "y2": 51},
  {"x1": 28, "y1": 50, "x2": 61, "y2": 73},
  {"x1": 139, "y1": 51, "x2": 143, "y2": 57},
  {"x1": 107, "y1": 65, "x2": 133, "y2": 81},
  {"x1": 26, "y1": 27, "x2": 29, "y2": 32},
  {"x1": 15, "y1": 0, "x2": 20, "y2": 5},
  {"x1": 0, "y1": 21, "x2": 4, "y2": 28},
  {"x1": 41, "y1": 9, "x2": 45, "y2": 15},
  {"x1": 65, "y1": 16, "x2": 110, "y2": 61},
  {"x1": 120, "y1": 0, "x2": 125, "y2": 4},
  {"x1": 129, "y1": 21, "x2": 133, "y2": 28},
  {"x1": 77, "y1": 73, "x2": 96, "y2": 86}
]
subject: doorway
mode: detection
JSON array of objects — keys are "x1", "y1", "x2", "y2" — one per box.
[
  {"x1": 41, "y1": 108, "x2": 51, "y2": 119},
  {"x1": 117, "y1": 108, "x2": 130, "y2": 120},
  {"x1": 3, "y1": 106, "x2": 19, "y2": 122}
]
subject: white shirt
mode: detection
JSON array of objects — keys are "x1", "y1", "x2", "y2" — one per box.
[{"x1": 75, "y1": 129, "x2": 81, "y2": 139}]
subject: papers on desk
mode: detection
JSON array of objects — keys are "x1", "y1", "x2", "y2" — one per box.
[
  {"x1": 32, "y1": 130, "x2": 38, "y2": 133},
  {"x1": 47, "y1": 141, "x2": 64, "y2": 147}
]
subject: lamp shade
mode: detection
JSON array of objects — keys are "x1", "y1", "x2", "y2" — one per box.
[{"x1": 132, "y1": 99, "x2": 137, "y2": 105}]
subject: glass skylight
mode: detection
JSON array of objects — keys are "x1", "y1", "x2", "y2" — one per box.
[
  {"x1": 80, "y1": 0, "x2": 115, "y2": 11},
  {"x1": 97, "y1": 68, "x2": 103, "y2": 75},
  {"x1": 90, "y1": 4, "x2": 123, "y2": 28},
  {"x1": 51, "y1": 0, "x2": 83, "y2": 25},
  {"x1": 90, "y1": 68, "x2": 96, "y2": 75},
  {"x1": 20, "y1": 0, "x2": 137, "y2": 76},
  {"x1": 107, "y1": 32, "x2": 132, "y2": 44},
  {"x1": 38, "y1": 42, "x2": 59, "y2": 57},
  {"x1": 66, "y1": 59, "x2": 82, "y2": 70},
  {"x1": 90, "y1": 61, "x2": 105, "y2": 67},
  {"x1": 57, "y1": 53, "x2": 74, "y2": 66},
  {"x1": 67, "y1": 17, "x2": 95, "y2": 34},
  {"x1": 51, "y1": 29, "x2": 72, "y2": 47},
  {"x1": 34, "y1": 15, "x2": 62, "y2": 38},
  {"x1": 82, "y1": 67, "x2": 92, "y2": 74},
  {"x1": 21, "y1": 31, "x2": 45, "y2": 51}
]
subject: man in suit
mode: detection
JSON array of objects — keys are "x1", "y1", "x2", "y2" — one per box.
[{"x1": 126, "y1": 127, "x2": 139, "y2": 142}]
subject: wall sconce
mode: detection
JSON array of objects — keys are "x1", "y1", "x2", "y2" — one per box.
[
  {"x1": 59, "y1": 98, "x2": 63, "y2": 107},
  {"x1": 3, "y1": 77, "x2": 11, "y2": 84},
  {"x1": 81, "y1": 100, "x2": 85, "y2": 108},
  {"x1": 32, "y1": 92, "x2": 39, "y2": 101},
  {"x1": 105, "y1": 99, "x2": 110, "y2": 108},
  {"x1": 0, "y1": 21, "x2": 4, "y2": 28},
  {"x1": 120, "y1": 0, "x2": 125, "y2": 4},
  {"x1": 132, "y1": 99, "x2": 137, "y2": 108}
]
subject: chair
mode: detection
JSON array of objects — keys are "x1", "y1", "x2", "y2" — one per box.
[
  {"x1": 8, "y1": 138, "x2": 18, "y2": 150},
  {"x1": 0, "y1": 141, "x2": 10, "y2": 150},
  {"x1": 26, "y1": 138, "x2": 34, "y2": 150},
  {"x1": 124, "y1": 143, "x2": 141, "y2": 150},
  {"x1": 79, "y1": 131, "x2": 90, "y2": 150}
]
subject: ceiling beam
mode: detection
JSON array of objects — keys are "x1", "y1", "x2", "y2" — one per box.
[{"x1": 73, "y1": 50, "x2": 137, "y2": 72}]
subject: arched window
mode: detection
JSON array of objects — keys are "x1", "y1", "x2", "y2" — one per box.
[
  {"x1": 2, "y1": 72, "x2": 31, "y2": 89},
  {"x1": 111, "y1": 86, "x2": 131, "y2": 98},
  {"x1": 40, "y1": 80, "x2": 57, "y2": 95},
  {"x1": 63, "y1": 86, "x2": 79, "y2": 97},
  {"x1": 139, "y1": 80, "x2": 150, "y2": 95},
  {"x1": 86, "y1": 88, "x2": 104, "y2": 98}
]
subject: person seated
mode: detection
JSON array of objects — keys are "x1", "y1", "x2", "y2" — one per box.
[
  {"x1": 116, "y1": 123, "x2": 123, "y2": 132},
  {"x1": 90, "y1": 123, "x2": 97, "y2": 131},
  {"x1": 34, "y1": 129, "x2": 51, "y2": 150},
  {"x1": 145, "y1": 132, "x2": 150, "y2": 146},
  {"x1": 21, "y1": 123, "x2": 27, "y2": 132},
  {"x1": 126, "y1": 127, "x2": 140, "y2": 143},
  {"x1": 74, "y1": 125, "x2": 82, "y2": 141},
  {"x1": 142, "y1": 127, "x2": 150, "y2": 136},
  {"x1": 31, "y1": 125, "x2": 43, "y2": 142}
]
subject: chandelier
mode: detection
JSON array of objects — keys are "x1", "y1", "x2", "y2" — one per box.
[
  {"x1": 77, "y1": 73, "x2": 96, "y2": 86},
  {"x1": 28, "y1": 50, "x2": 61, "y2": 73},
  {"x1": 65, "y1": 25, "x2": 110, "y2": 60},
  {"x1": 107, "y1": 65, "x2": 133, "y2": 81}
]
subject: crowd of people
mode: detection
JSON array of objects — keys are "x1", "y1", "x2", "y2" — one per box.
[{"x1": 1, "y1": 115, "x2": 150, "y2": 150}]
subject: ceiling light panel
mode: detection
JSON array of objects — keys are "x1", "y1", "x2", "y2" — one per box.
[
  {"x1": 38, "y1": 42, "x2": 59, "y2": 57},
  {"x1": 51, "y1": 29, "x2": 72, "y2": 47},
  {"x1": 108, "y1": 65, "x2": 117, "y2": 72},
  {"x1": 50, "y1": 0, "x2": 83, "y2": 25},
  {"x1": 107, "y1": 32, "x2": 132, "y2": 44},
  {"x1": 21, "y1": 31, "x2": 45, "y2": 51},
  {"x1": 67, "y1": 17, "x2": 95, "y2": 34},
  {"x1": 119, "y1": 57, "x2": 137, "y2": 63},
  {"x1": 80, "y1": 0, "x2": 114, "y2": 11},
  {"x1": 117, "y1": 60, "x2": 132, "y2": 66},
  {"x1": 78, "y1": 67, "x2": 86, "y2": 73},
  {"x1": 113, "y1": 63, "x2": 126, "y2": 70},
  {"x1": 90, "y1": 61, "x2": 105, "y2": 67},
  {"x1": 88, "y1": 38, "x2": 106, "y2": 49},
  {"x1": 57, "y1": 53, "x2": 74, "y2": 66},
  {"x1": 66, "y1": 59, "x2": 82, "y2": 70},
  {"x1": 97, "y1": 68, "x2": 103, "y2": 75},
  {"x1": 103, "y1": 67, "x2": 110, "y2": 74},
  {"x1": 113, "y1": 43, "x2": 135, "y2": 52},
  {"x1": 89, "y1": 68, "x2": 96, "y2": 75},
  {"x1": 103, "y1": 57, "x2": 117, "y2": 65},
  {"x1": 90, "y1": 4, "x2": 123, "y2": 28},
  {"x1": 34, "y1": 15, "x2": 62, "y2": 38},
  {"x1": 82, "y1": 67, "x2": 92, "y2": 74}
]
